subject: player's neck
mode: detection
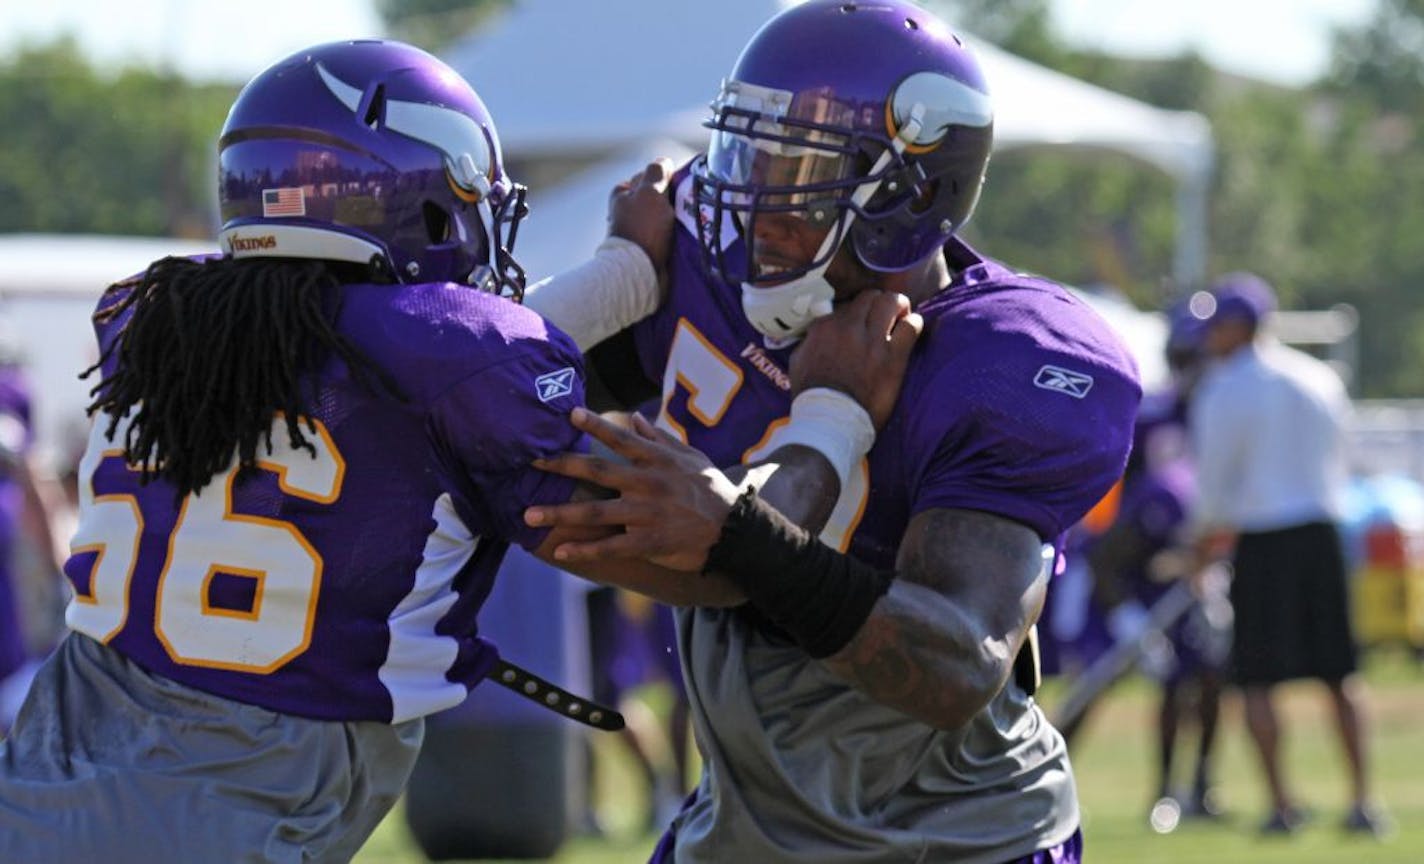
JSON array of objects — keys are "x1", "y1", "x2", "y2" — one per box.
[{"x1": 879, "y1": 253, "x2": 952, "y2": 309}]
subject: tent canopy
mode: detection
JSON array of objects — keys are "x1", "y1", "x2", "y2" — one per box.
[
  {"x1": 446, "y1": 0, "x2": 1211, "y2": 179},
  {"x1": 445, "y1": 0, "x2": 1213, "y2": 289},
  {"x1": 0, "y1": 234, "x2": 216, "y2": 448},
  {"x1": 445, "y1": 0, "x2": 1215, "y2": 297}
]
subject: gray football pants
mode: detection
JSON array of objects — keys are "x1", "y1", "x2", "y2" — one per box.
[{"x1": 0, "y1": 633, "x2": 423, "y2": 864}]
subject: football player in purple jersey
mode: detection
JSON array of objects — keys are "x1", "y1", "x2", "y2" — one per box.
[
  {"x1": 1138, "y1": 300, "x2": 1232, "y2": 828},
  {"x1": 0, "y1": 365, "x2": 34, "y2": 727},
  {"x1": 522, "y1": 2, "x2": 1142, "y2": 862},
  {"x1": 0, "y1": 355, "x2": 66, "y2": 733},
  {"x1": 1077, "y1": 370, "x2": 1233, "y2": 831},
  {"x1": 583, "y1": 586, "x2": 692, "y2": 832},
  {"x1": 0, "y1": 40, "x2": 917, "y2": 863}
]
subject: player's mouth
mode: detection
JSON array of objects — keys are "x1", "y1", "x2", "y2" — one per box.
[{"x1": 754, "y1": 259, "x2": 805, "y2": 285}]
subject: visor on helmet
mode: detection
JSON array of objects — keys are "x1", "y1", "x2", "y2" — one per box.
[{"x1": 696, "y1": 80, "x2": 910, "y2": 286}]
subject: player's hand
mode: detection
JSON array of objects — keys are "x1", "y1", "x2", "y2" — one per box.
[
  {"x1": 790, "y1": 290, "x2": 923, "y2": 430},
  {"x1": 609, "y1": 158, "x2": 676, "y2": 297},
  {"x1": 525, "y1": 407, "x2": 740, "y2": 572},
  {"x1": 1187, "y1": 529, "x2": 1235, "y2": 592}
]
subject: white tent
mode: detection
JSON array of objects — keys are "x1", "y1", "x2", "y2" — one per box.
[
  {"x1": 512, "y1": 139, "x2": 699, "y2": 284},
  {"x1": 444, "y1": 0, "x2": 1214, "y2": 290},
  {"x1": 0, "y1": 234, "x2": 215, "y2": 450}
]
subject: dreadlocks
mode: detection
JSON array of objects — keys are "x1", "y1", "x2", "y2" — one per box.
[{"x1": 84, "y1": 255, "x2": 403, "y2": 500}]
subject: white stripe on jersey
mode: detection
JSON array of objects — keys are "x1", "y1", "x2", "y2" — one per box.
[{"x1": 379, "y1": 493, "x2": 477, "y2": 723}]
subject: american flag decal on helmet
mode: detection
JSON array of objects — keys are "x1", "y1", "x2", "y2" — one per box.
[{"x1": 262, "y1": 187, "x2": 306, "y2": 218}]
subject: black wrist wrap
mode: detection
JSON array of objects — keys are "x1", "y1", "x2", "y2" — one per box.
[{"x1": 705, "y1": 489, "x2": 894, "y2": 659}]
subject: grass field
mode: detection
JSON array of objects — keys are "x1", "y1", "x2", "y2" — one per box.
[{"x1": 355, "y1": 652, "x2": 1424, "y2": 863}]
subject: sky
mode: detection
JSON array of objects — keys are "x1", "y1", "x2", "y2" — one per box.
[{"x1": 0, "y1": 0, "x2": 1379, "y2": 87}]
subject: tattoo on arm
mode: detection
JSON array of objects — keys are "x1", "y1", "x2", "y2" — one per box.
[{"x1": 822, "y1": 508, "x2": 1047, "y2": 729}]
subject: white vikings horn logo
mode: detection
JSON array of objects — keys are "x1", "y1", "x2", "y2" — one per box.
[
  {"x1": 316, "y1": 62, "x2": 494, "y2": 198},
  {"x1": 887, "y1": 71, "x2": 993, "y2": 151}
]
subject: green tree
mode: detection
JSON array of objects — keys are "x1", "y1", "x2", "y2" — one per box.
[
  {"x1": 0, "y1": 40, "x2": 233, "y2": 237},
  {"x1": 1062, "y1": 52, "x2": 1215, "y2": 113},
  {"x1": 1305, "y1": 0, "x2": 1424, "y2": 394},
  {"x1": 965, "y1": 149, "x2": 1178, "y2": 309},
  {"x1": 375, "y1": 0, "x2": 512, "y2": 51},
  {"x1": 931, "y1": 0, "x2": 1064, "y2": 66},
  {"x1": 1326, "y1": 0, "x2": 1424, "y2": 113}
]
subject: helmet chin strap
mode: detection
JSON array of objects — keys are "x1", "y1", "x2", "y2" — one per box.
[
  {"x1": 465, "y1": 196, "x2": 502, "y2": 292},
  {"x1": 461, "y1": 158, "x2": 504, "y2": 293},
  {"x1": 740, "y1": 264, "x2": 837, "y2": 348},
  {"x1": 741, "y1": 106, "x2": 926, "y2": 344}
]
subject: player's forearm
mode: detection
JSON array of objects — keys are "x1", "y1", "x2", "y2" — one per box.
[
  {"x1": 539, "y1": 544, "x2": 744, "y2": 607},
  {"x1": 706, "y1": 499, "x2": 1042, "y2": 729},
  {"x1": 824, "y1": 508, "x2": 1046, "y2": 729},
  {"x1": 821, "y1": 583, "x2": 1017, "y2": 730},
  {"x1": 523, "y1": 237, "x2": 660, "y2": 351},
  {"x1": 727, "y1": 388, "x2": 874, "y2": 535},
  {"x1": 580, "y1": 557, "x2": 745, "y2": 607}
]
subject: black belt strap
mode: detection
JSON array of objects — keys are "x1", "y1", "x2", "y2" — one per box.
[{"x1": 491, "y1": 659, "x2": 625, "y2": 731}]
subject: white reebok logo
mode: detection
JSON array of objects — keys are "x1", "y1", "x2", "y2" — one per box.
[
  {"x1": 1033, "y1": 365, "x2": 1094, "y2": 399},
  {"x1": 535, "y1": 367, "x2": 577, "y2": 403}
]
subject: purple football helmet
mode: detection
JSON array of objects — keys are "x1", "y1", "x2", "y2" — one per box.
[
  {"x1": 218, "y1": 40, "x2": 528, "y2": 298},
  {"x1": 1165, "y1": 295, "x2": 1209, "y2": 370},
  {"x1": 692, "y1": 0, "x2": 994, "y2": 340},
  {"x1": 1208, "y1": 271, "x2": 1276, "y2": 329}
]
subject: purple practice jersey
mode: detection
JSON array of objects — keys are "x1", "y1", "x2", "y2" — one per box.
[
  {"x1": 1116, "y1": 459, "x2": 1194, "y2": 589},
  {"x1": 62, "y1": 278, "x2": 587, "y2": 723},
  {"x1": 1100, "y1": 401, "x2": 1199, "y2": 610},
  {"x1": 0, "y1": 367, "x2": 33, "y2": 681},
  {"x1": 636, "y1": 172, "x2": 1142, "y2": 561}
]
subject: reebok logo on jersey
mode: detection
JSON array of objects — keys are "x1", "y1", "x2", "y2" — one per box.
[
  {"x1": 535, "y1": 367, "x2": 577, "y2": 403},
  {"x1": 1033, "y1": 365, "x2": 1094, "y2": 399}
]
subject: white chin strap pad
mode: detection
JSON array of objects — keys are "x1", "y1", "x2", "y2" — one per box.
[{"x1": 740, "y1": 271, "x2": 836, "y2": 342}]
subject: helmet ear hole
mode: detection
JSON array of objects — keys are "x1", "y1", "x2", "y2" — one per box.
[
  {"x1": 861, "y1": 225, "x2": 887, "y2": 254},
  {"x1": 909, "y1": 179, "x2": 939, "y2": 214},
  {"x1": 423, "y1": 201, "x2": 451, "y2": 244}
]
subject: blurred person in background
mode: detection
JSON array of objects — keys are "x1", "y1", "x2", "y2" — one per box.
[
  {"x1": 0, "y1": 333, "x2": 66, "y2": 733},
  {"x1": 583, "y1": 587, "x2": 690, "y2": 834},
  {"x1": 1190, "y1": 272, "x2": 1387, "y2": 837},
  {"x1": 1076, "y1": 301, "x2": 1232, "y2": 831},
  {"x1": 1037, "y1": 481, "x2": 1119, "y2": 694},
  {"x1": 522, "y1": 2, "x2": 1142, "y2": 861}
]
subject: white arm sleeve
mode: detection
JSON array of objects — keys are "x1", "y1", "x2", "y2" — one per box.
[
  {"x1": 755, "y1": 388, "x2": 875, "y2": 492},
  {"x1": 523, "y1": 236, "x2": 662, "y2": 351}
]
